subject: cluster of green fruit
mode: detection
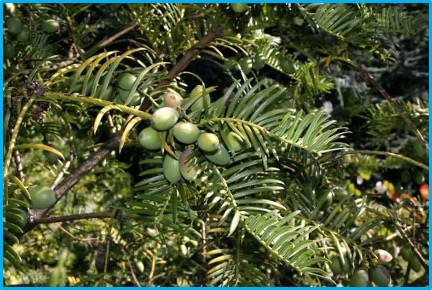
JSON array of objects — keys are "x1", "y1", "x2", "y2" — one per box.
[
  {"x1": 68, "y1": 71, "x2": 143, "y2": 106},
  {"x1": 330, "y1": 254, "x2": 391, "y2": 286},
  {"x1": 138, "y1": 86, "x2": 245, "y2": 184},
  {"x1": 4, "y1": 16, "x2": 59, "y2": 59},
  {"x1": 316, "y1": 186, "x2": 348, "y2": 210}
]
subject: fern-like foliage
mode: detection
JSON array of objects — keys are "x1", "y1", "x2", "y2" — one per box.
[
  {"x1": 245, "y1": 213, "x2": 330, "y2": 280},
  {"x1": 207, "y1": 247, "x2": 274, "y2": 286}
]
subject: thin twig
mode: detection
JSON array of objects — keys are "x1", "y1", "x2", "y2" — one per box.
[
  {"x1": 136, "y1": 26, "x2": 224, "y2": 113},
  {"x1": 393, "y1": 216, "x2": 429, "y2": 273},
  {"x1": 98, "y1": 24, "x2": 138, "y2": 49},
  {"x1": 351, "y1": 150, "x2": 428, "y2": 171},
  {"x1": 355, "y1": 64, "x2": 428, "y2": 152},
  {"x1": 33, "y1": 211, "x2": 113, "y2": 224},
  {"x1": 121, "y1": 248, "x2": 142, "y2": 287}
]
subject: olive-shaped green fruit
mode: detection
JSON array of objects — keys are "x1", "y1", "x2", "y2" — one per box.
[
  {"x1": 42, "y1": 19, "x2": 60, "y2": 33},
  {"x1": 16, "y1": 27, "x2": 30, "y2": 41},
  {"x1": 253, "y1": 53, "x2": 266, "y2": 70},
  {"x1": 293, "y1": 16, "x2": 304, "y2": 26},
  {"x1": 6, "y1": 17, "x2": 23, "y2": 34},
  {"x1": 151, "y1": 107, "x2": 179, "y2": 131},
  {"x1": 333, "y1": 186, "x2": 348, "y2": 201},
  {"x1": 173, "y1": 122, "x2": 200, "y2": 144},
  {"x1": 4, "y1": 43, "x2": 16, "y2": 59},
  {"x1": 138, "y1": 127, "x2": 162, "y2": 150},
  {"x1": 163, "y1": 154, "x2": 181, "y2": 184},
  {"x1": 118, "y1": 73, "x2": 137, "y2": 91},
  {"x1": 190, "y1": 85, "x2": 211, "y2": 111},
  {"x1": 330, "y1": 255, "x2": 350, "y2": 274},
  {"x1": 198, "y1": 133, "x2": 220, "y2": 152},
  {"x1": 230, "y1": 3, "x2": 248, "y2": 13},
  {"x1": 369, "y1": 265, "x2": 391, "y2": 286},
  {"x1": 349, "y1": 270, "x2": 370, "y2": 286},
  {"x1": 95, "y1": 85, "x2": 115, "y2": 101},
  {"x1": 280, "y1": 57, "x2": 295, "y2": 74},
  {"x1": 28, "y1": 185, "x2": 57, "y2": 209},
  {"x1": 163, "y1": 91, "x2": 183, "y2": 108},
  {"x1": 226, "y1": 132, "x2": 244, "y2": 153},
  {"x1": 205, "y1": 145, "x2": 231, "y2": 166},
  {"x1": 409, "y1": 255, "x2": 422, "y2": 273},
  {"x1": 317, "y1": 189, "x2": 334, "y2": 210},
  {"x1": 400, "y1": 248, "x2": 411, "y2": 261},
  {"x1": 117, "y1": 88, "x2": 141, "y2": 106},
  {"x1": 179, "y1": 149, "x2": 199, "y2": 182},
  {"x1": 239, "y1": 58, "x2": 253, "y2": 74}
]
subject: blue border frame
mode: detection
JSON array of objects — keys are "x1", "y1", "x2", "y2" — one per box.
[{"x1": 1, "y1": 1, "x2": 430, "y2": 289}]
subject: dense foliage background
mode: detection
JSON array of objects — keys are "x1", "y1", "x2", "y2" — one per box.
[{"x1": 3, "y1": 3, "x2": 429, "y2": 286}]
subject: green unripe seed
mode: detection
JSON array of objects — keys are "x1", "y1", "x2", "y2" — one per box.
[
  {"x1": 138, "y1": 127, "x2": 162, "y2": 150},
  {"x1": 369, "y1": 265, "x2": 391, "y2": 286},
  {"x1": 197, "y1": 133, "x2": 219, "y2": 152},
  {"x1": 205, "y1": 145, "x2": 231, "y2": 166},
  {"x1": 4, "y1": 43, "x2": 16, "y2": 59},
  {"x1": 239, "y1": 58, "x2": 253, "y2": 74},
  {"x1": 6, "y1": 17, "x2": 23, "y2": 34},
  {"x1": 333, "y1": 186, "x2": 348, "y2": 201},
  {"x1": 230, "y1": 3, "x2": 248, "y2": 13},
  {"x1": 409, "y1": 256, "x2": 422, "y2": 272},
  {"x1": 95, "y1": 85, "x2": 115, "y2": 101},
  {"x1": 317, "y1": 189, "x2": 334, "y2": 211},
  {"x1": 253, "y1": 53, "x2": 266, "y2": 70},
  {"x1": 42, "y1": 19, "x2": 60, "y2": 33},
  {"x1": 330, "y1": 254, "x2": 350, "y2": 274},
  {"x1": 163, "y1": 91, "x2": 183, "y2": 108},
  {"x1": 173, "y1": 122, "x2": 200, "y2": 144},
  {"x1": 28, "y1": 185, "x2": 57, "y2": 209},
  {"x1": 163, "y1": 154, "x2": 182, "y2": 184},
  {"x1": 293, "y1": 16, "x2": 304, "y2": 26},
  {"x1": 118, "y1": 73, "x2": 137, "y2": 91},
  {"x1": 117, "y1": 88, "x2": 141, "y2": 106},
  {"x1": 280, "y1": 57, "x2": 295, "y2": 74},
  {"x1": 190, "y1": 85, "x2": 211, "y2": 111},
  {"x1": 349, "y1": 270, "x2": 370, "y2": 286},
  {"x1": 16, "y1": 27, "x2": 30, "y2": 41},
  {"x1": 151, "y1": 107, "x2": 179, "y2": 131},
  {"x1": 179, "y1": 149, "x2": 199, "y2": 182},
  {"x1": 400, "y1": 248, "x2": 412, "y2": 261},
  {"x1": 226, "y1": 132, "x2": 244, "y2": 153}
]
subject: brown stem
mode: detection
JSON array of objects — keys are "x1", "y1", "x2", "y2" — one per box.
[
  {"x1": 394, "y1": 216, "x2": 429, "y2": 273},
  {"x1": 136, "y1": 26, "x2": 224, "y2": 113},
  {"x1": 355, "y1": 64, "x2": 428, "y2": 152},
  {"x1": 33, "y1": 211, "x2": 112, "y2": 224}
]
